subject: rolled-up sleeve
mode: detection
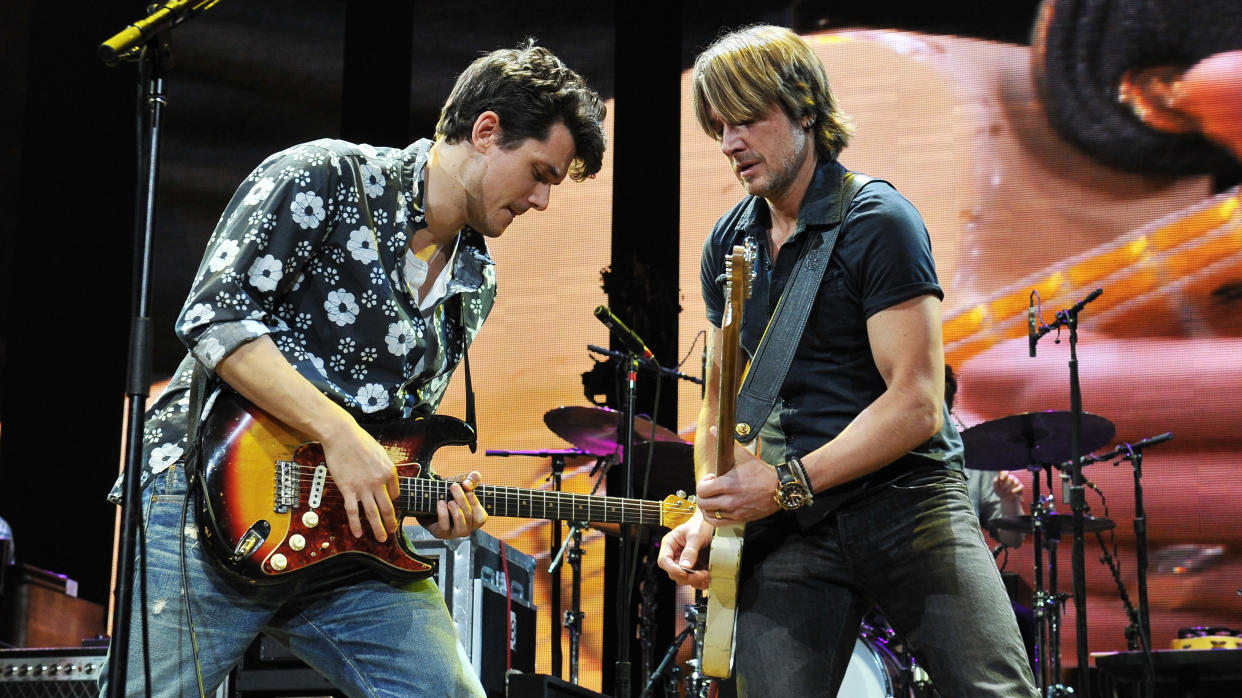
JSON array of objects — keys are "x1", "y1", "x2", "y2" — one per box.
[{"x1": 177, "y1": 145, "x2": 340, "y2": 370}]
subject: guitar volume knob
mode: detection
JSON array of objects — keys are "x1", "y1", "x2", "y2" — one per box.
[
  {"x1": 302, "y1": 511, "x2": 319, "y2": 528},
  {"x1": 270, "y1": 553, "x2": 288, "y2": 571},
  {"x1": 289, "y1": 534, "x2": 306, "y2": 551}
]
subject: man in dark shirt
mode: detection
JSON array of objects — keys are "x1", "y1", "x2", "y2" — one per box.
[
  {"x1": 658, "y1": 25, "x2": 1035, "y2": 696},
  {"x1": 104, "y1": 41, "x2": 605, "y2": 697}
]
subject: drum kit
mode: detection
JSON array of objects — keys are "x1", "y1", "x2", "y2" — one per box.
[
  {"x1": 507, "y1": 399, "x2": 1158, "y2": 697},
  {"x1": 961, "y1": 409, "x2": 1119, "y2": 698}
]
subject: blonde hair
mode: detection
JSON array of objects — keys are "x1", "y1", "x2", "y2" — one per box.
[{"x1": 692, "y1": 25, "x2": 853, "y2": 160}]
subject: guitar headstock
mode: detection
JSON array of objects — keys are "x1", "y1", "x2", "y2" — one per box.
[
  {"x1": 723, "y1": 242, "x2": 755, "y2": 320},
  {"x1": 660, "y1": 493, "x2": 698, "y2": 529}
]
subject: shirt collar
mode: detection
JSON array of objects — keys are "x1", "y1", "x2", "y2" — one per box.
[
  {"x1": 400, "y1": 139, "x2": 494, "y2": 294},
  {"x1": 732, "y1": 158, "x2": 849, "y2": 243}
]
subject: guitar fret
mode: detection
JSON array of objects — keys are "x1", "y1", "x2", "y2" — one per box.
[{"x1": 399, "y1": 478, "x2": 672, "y2": 527}]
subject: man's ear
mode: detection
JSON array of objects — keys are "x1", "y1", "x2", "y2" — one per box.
[{"x1": 470, "y1": 111, "x2": 502, "y2": 153}]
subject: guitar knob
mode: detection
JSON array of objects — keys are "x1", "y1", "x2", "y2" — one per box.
[
  {"x1": 289, "y1": 534, "x2": 306, "y2": 551},
  {"x1": 270, "y1": 553, "x2": 288, "y2": 571},
  {"x1": 302, "y1": 511, "x2": 320, "y2": 528}
]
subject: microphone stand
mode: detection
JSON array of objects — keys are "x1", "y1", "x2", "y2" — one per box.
[
  {"x1": 1032, "y1": 287, "x2": 1102, "y2": 697},
  {"x1": 1063, "y1": 433, "x2": 1171, "y2": 698},
  {"x1": 587, "y1": 344, "x2": 702, "y2": 388},
  {"x1": 614, "y1": 353, "x2": 640, "y2": 698},
  {"x1": 98, "y1": 22, "x2": 167, "y2": 698}
]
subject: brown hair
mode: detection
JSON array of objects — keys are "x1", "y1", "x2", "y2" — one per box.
[
  {"x1": 436, "y1": 39, "x2": 606, "y2": 181},
  {"x1": 693, "y1": 25, "x2": 853, "y2": 161}
]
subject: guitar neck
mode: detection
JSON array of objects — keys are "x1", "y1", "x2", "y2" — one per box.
[{"x1": 400, "y1": 478, "x2": 666, "y2": 525}]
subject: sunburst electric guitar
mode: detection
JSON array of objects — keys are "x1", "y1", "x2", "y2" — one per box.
[
  {"x1": 194, "y1": 390, "x2": 696, "y2": 584},
  {"x1": 701, "y1": 243, "x2": 754, "y2": 678}
]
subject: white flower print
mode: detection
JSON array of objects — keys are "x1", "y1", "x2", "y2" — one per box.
[
  {"x1": 356, "y1": 383, "x2": 389, "y2": 413},
  {"x1": 207, "y1": 240, "x2": 240, "y2": 272},
  {"x1": 360, "y1": 347, "x2": 377, "y2": 363},
  {"x1": 149, "y1": 443, "x2": 184, "y2": 471},
  {"x1": 350, "y1": 364, "x2": 367, "y2": 380},
  {"x1": 372, "y1": 209, "x2": 389, "y2": 226},
  {"x1": 360, "y1": 163, "x2": 386, "y2": 198},
  {"x1": 195, "y1": 337, "x2": 227, "y2": 368},
  {"x1": 347, "y1": 227, "x2": 379, "y2": 264},
  {"x1": 338, "y1": 337, "x2": 356, "y2": 354},
  {"x1": 306, "y1": 353, "x2": 327, "y2": 376},
  {"x1": 370, "y1": 268, "x2": 386, "y2": 285},
  {"x1": 360, "y1": 289, "x2": 378, "y2": 307},
  {"x1": 324, "y1": 289, "x2": 359, "y2": 326},
  {"x1": 290, "y1": 191, "x2": 326, "y2": 229},
  {"x1": 295, "y1": 240, "x2": 313, "y2": 258},
  {"x1": 241, "y1": 320, "x2": 269, "y2": 335},
  {"x1": 295, "y1": 312, "x2": 313, "y2": 330},
  {"x1": 242, "y1": 177, "x2": 276, "y2": 206},
  {"x1": 247, "y1": 254, "x2": 284, "y2": 292},
  {"x1": 294, "y1": 170, "x2": 312, "y2": 187},
  {"x1": 329, "y1": 354, "x2": 347, "y2": 371},
  {"x1": 385, "y1": 321, "x2": 415, "y2": 356},
  {"x1": 340, "y1": 206, "x2": 360, "y2": 225},
  {"x1": 180, "y1": 303, "x2": 215, "y2": 333}
]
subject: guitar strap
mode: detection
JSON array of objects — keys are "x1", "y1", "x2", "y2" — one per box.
[
  {"x1": 183, "y1": 361, "x2": 214, "y2": 486},
  {"x1": 733, "y1": 170, "x2": 879, "y2": 443}
]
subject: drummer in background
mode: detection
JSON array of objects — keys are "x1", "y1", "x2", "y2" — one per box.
[{"x1": 946, "y1": 364, "x2": 1025, "y2": 549}]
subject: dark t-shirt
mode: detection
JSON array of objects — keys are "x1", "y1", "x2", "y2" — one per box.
[{"x1": 701, "y1": 159, "x2": 963, "y2": 521}]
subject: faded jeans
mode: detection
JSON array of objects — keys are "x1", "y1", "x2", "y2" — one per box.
[
  {"x1": 100, "y1": 466, "x2": 484, "y2": 697},
  {"x1": 733, "y1": 470, "x2": 1038, "y2": 697}
]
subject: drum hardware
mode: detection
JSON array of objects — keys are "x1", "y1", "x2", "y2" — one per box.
[
  {"x1": 1068, "y1": 433, "x2": 1173, "y2": 698},
  {"x1": 641, "y1": 600, "x2": 706, "y2": 698},
  {"x1": 961, "y1": 406, "x2": 1116, "y2": 697},
  {"x1": 484, "y1": 447, "x2": 608, "y2": 684}
]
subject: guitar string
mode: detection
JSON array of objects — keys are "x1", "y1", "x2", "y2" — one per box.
[{"x1": 275, "y1": 462, "x2": 673, "y2": 520}]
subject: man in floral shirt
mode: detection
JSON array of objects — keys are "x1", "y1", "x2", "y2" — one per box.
[{"x1": 105, "y1": 41, "x2": 605, "y2": 697}]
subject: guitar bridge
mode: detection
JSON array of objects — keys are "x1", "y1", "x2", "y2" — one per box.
[{"x1": 274, "y1": 460, "x2": 300, "y2": 513}]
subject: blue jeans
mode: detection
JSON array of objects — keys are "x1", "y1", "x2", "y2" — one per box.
[
  {"x1": 733, "y1": 470, "x2": 1037, "y2": 697},
  {"x1": 100, "y1": 466, "x2": 484, "y2": 697}
]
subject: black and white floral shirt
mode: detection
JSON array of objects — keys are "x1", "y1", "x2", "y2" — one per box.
[{"x1": 109, "y1": 138, "x2": 496, "y2": 503}]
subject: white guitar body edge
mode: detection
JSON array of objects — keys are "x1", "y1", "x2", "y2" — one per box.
[{"x1": 701, "y1": 522, "x2": 745, "y2": 678}]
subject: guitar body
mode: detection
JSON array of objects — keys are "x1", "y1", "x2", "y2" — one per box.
[
  {"x1": 195, "y1": 389, "x2": 475, "y2": 585},
  {"x1": 700, "y1": 243, "x2": 754, "y2": 679},
  {"x1": 701, "y1": 522, "x2": 744, "y2": 678},
  {"x1": 193, "y1": 390, "x2": 698, "y2": 585}
]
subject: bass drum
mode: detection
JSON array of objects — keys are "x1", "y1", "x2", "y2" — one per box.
[{"x1": 838, "y1": 634, "x2": 912, "y2": 697}]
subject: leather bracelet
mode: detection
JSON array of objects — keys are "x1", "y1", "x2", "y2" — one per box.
[{"x1": 773, "y1": 456, "x2": 813, "y2": 510}]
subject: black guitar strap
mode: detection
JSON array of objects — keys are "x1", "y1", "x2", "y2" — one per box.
[
  {"x1": 733, "y1": 171, "x2": 879, "y2": 442},
  {"x1": 183, "y1": 361, "x2": 214, "y2": 486}
]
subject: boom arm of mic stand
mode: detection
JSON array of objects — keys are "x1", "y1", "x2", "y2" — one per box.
[{"x1": 587, "y1": 344, "x2": 702, "y2": 385}]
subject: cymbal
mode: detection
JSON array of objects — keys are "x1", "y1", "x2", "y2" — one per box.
[
  {"x1": 993, "y1": 513, "x2": 1116, "y2": 538},
  {"x1": 544, "y1": 405, "x2": 683, "y2": 456},
  {"x1": 960, "y1": 411, "x2": 1114, "y2": 470}
]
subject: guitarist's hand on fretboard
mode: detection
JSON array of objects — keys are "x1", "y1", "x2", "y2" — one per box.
[
  {"x1": 417, "y1": 471, "x2": 489, "y2": 540},
  {"x1": 694, "y1": 427, "x2": 783, "y2": 527},
  {"x1": 657, "y1": 510, "x2": 714, "y2": 591}
]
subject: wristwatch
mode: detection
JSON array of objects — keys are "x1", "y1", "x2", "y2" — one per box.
[{"x1": 772, "y1": 455, "x2": 813, "y2": 510}]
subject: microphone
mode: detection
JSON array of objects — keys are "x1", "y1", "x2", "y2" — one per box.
[
  {"x1": 1028, "y1": 295, "x2": 1037, "y2": 358},
  {"x1": 99, "y1": 0, "x2": 221, "y2": 66},
  {"x1": 594, "y1": 306, "x2": 655, "y2": 362}
]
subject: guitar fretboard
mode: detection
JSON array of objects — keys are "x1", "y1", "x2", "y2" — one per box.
[{"x1": 401, "y1": 478, "x2": 665, "y2": 525}]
